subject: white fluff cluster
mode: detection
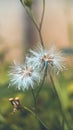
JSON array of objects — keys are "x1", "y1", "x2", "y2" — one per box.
[
  {"x1": 26, "y1": 46, "x2": 65, "y2": 74},
  {"x1": 9, "y1": 45, "x2": 65, "y2": 91},
  {"x1": 9, "y1": 62, "x2": 41, "y2": 90}
]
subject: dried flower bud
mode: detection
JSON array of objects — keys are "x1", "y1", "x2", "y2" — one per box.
[
  {"x1": 9, "y1": 97, "x2": 22, "y2": 112},
  {"x1": 15, "y1": 97, "x2": 21, "y2": 109},
  {"x1": 24, "y1": 0, "x2": 32, "y2": 7},
  {"x1": 9, "y1": 98, "x2": 14, "y2": 102},
  {"x1": 9, "y1": 98, "x2": 15, "y2": 106}
]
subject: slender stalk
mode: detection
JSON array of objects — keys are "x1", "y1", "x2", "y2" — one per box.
[
  {"x1": 62, "y1": 116, "x2": 64, "y2": 130},
  {"x1": 31, "y1": 85, "x2": 49, "y2": 130},
  {"x1": 36, "y1": 64, "x2": 48, "y2": 100},
  {"x1": 20, "y1": 0, "x2": 45, "y2": 48},
  {"x1": 31, "y1": 87, "x2": 37, "y2": 113},
  {"x1": 40, "y1": 0, "x2": 45, "y2": 31},
  {"x1": 29, "y1": 8, "x2": 44, "y2": 48},
  {"x1": 20, "y1": 1, "x2": 39, "y2": 30},
  {"x1": 21, "y1": 106, "x2": 49, "y2": 130},
  {"x1": 29, "y1": 8, "x2": 40, "y2": 31},
  {"x1": 38, "y1": 29, "x2": 44, "y2": 48},
  {"x1": 39, "y1": 0, "x2": 45, "y2": 48},
  {"x1": 36, "y1": 71, "x2": 46, "y2": 100},
  {"x1": 50, "y1": 74, "x2": 72, "y2": 130}
]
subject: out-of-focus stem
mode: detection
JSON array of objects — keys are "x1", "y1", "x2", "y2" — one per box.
[
  {"x1": 62, "y1": 116, "x2": 64, "y2": 130},
  {"x1": 20, "y1": 0, "x2": 45, "y2": 48},
  {"x1": 36, "y1": 64, "x2": 48, "y2": 100},
  {"x1": 38, "y1": 29, "x2": 44, "y2": 48},
  {"x1": 29, "y1": 8, "x2": 44, "y2": 48},
  {"x1": 31, "y1": 88, "x2": 37, "y2": 114},
  {"x1": 36, "y1": 71, "x2": 46, "y2": 100},
  {"x1": 50, "y1": 74, "x2": 72, "y2": 130},
  {"x1": 20, "y1": 1, "x2": 39, "y2": 30},
  {"x1": 40, "y1": 0, "x2": 45, "y2": 31},
  {"x1": 21, "y1": 106, "x2": 49, "y2": 130}
]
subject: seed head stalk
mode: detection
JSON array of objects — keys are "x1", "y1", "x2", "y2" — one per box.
[
  {"x1": 20, "y1": 0, "x2": 46, "y2": 119},
  {"x1": 19, "y1": 1, "x2": 48, "y2": 129},
  {"x1": 50, "y1": 74, "x2": 72, "y2": 130},
  {"x1": 40, "y1": 0, "x2": 45, "y2": 31},
  {"x1": 36, "y1": 65, "x2": 48, "y2": 101},
  {"x1": 31, "y1": 87, "x2": 37, "y2": 113},
  {"x1": 20, "y1": 0, "x2": 45, "y2": 48},
  {"x1": 21, "y1": 106, "x2": 49, "y2": 130}
]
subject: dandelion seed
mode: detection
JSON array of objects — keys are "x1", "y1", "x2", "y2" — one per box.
[
  {"x1": 9, "y1": 61, "x2": 41, "y2": 91},
  {"x1": 26, "y1": 46, "x2": 49, "y2": 71},
  {"x1": 47, "y1": 46, "x2": 66, "y2": 74},
  {"x1": 26, "y1": 45, "x2": 66, "y2": 74}
]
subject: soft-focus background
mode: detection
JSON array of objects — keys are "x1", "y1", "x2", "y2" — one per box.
[{"x1": 0, "y1": 0, "x2": 73, "y2": 130}]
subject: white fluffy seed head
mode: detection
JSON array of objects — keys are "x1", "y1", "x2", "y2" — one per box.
[
  {"x1": 26, "y1": 45, "x2": 66, "y2": 74},
  {"x1": 8, "y1": 62, "x2": 41, "y2": 91}
]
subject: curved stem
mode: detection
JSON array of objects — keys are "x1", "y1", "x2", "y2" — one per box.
[
  {"x1": 21, "y1": 106, "x2": 49, "y2": 130},
  {"x1": 40, "y1": 0, "x2": 45, "y2": 31},
  {"x1": 30, "y1": 8, "x2": 40, "y2": 31},
  {"x1": 30, "y1": 8, "x2": 44, "y2": 48},
  {"x1": 50, "y1": 74, "x2": 72, "y2": 130},
  {"x1": 38, "y1": 29, "x2": 44, "y2": 48},
  {"x1": 20, "y1": 1, "x2": 39, "y2": 31},
  {"x1": 62, "y1": 116, "x2": 64, "y2": 130},
  {"x1": 36, "y1": 65, "x2": 48, "y2": 100},
  {"x1": 31, "y1": 88, "x2": 37, "y2": 113},
  {"x1": 36, "y1": 72, "x2": 46, "y2": 100},
  {"x1": 20, "y1": 0, "x2": 45, "y2": 48}
]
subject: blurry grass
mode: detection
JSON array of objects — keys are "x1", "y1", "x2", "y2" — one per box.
[
  {"x1": 0, "y1": 63, "x2": 9, "y2": 84},
  {"x1": 0, "y1": 63, "x2": 73, "y2": 130}
]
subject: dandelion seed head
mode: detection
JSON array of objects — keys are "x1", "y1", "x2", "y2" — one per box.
[
  {"x1": 47, "y1": 46, "x2": 66, "y2": 73},
  {"x1": 26, "y1": 45, "x2": 66, "y2": 74},
  {"x1": 9, "y1": 62, "x2": 41, "y2": 91}
]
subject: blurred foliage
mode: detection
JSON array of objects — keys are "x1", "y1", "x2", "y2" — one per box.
[
  {"x1": 0, "y1": 62, "x2": 73, "y2": 130},
  {"x1": 0, "y1": 0, "x2": 73, "y2": 129}
]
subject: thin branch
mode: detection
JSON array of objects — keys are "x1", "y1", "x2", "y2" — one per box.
[
  {"x1": 40, "y1": 0, "x2": 45, "y2": 31},
  {"x1": 21, "y1": 106, "x2": 49, "y2": 130},
  {"x1": 30, "y1": 8, "x2": 40, "y2": 31},
  {"x1": 30, "y1": 8, "x2": 45, "y2": 48},
  {"x1": 31, "y1": 87, "x2": 37, "y2": 113},
  {"x1": 20, "y1": 0, "x2": 45, "y2": 48},
  {"x1": 20, "y1": 1, "x2": 39, "y2": 31},
  {"x1": 50, "y1": 74, "x2": 72, "y2": 130},
  {"x1": 36, "y1": 72, "x2": 46, "y2": 100},
  {"x1": 38, "y1": 29, "x2": 44, "y2": 48},
  {"x1": 62, "y1": 116, "x2": 64, "y2": 130}
]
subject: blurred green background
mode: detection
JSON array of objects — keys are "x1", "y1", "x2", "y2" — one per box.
[
  {"x1": 0, "y1": 61, "x2": 73, "y2": 130},
  {"x1": 0, "y1": 0, "x2": 73, "y2": 130}
]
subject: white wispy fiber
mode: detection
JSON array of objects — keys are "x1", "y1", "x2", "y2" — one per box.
[
  {"x1": 26, "y1": 46, "x2": 49, "y2": 71},
  {"x1": 47, "y1": 46, "x2": 66, "y2": 74},
  {"x1": 26, "y1": 45, "x2": 66, "y2": 74},
  {"x1": 9, "y1": 62, "x2": 41, "y2": 90}
]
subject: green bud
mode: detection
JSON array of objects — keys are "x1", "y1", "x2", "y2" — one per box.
[{"x1": 24, "y1": 0, "x2": 32, "y2": 7}]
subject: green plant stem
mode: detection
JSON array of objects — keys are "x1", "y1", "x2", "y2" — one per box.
[
  {"x1": 50, "y1": 74, "x2": 72, "y2": 130},
  {"x1": 36, "y1": 72, "x2": 46, "y2": 100},
  {"x1": 31, "y1": 88, "x2": 37, "y2": 113},
  {"x1": 20, "y1": 1, "x2": 39, "y2": 30},
  {"x1": 38, "y1": 29, "x2": 44, "y2": 48},
  {"x1": 39, "y1": 0, "x2": 45, "y2": 47},
  {"x1": 20, "y1": 0, "x2": 45, "y2": 48},
  {"x1": 62, "y1": 116, "x2": 64, "y2": 130},
  {"x1": 40, "y1": 0, "x2": 45, "y2": 31},
  {"x1": 36, "y1": 65, "x2": 48, "y2": 100},
  {"x1": 21, "y1": 106, "x2": 49, "y2": 130},
  {"x1": 29, "y1": 8, "x2": 44, "y2": 48}
]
